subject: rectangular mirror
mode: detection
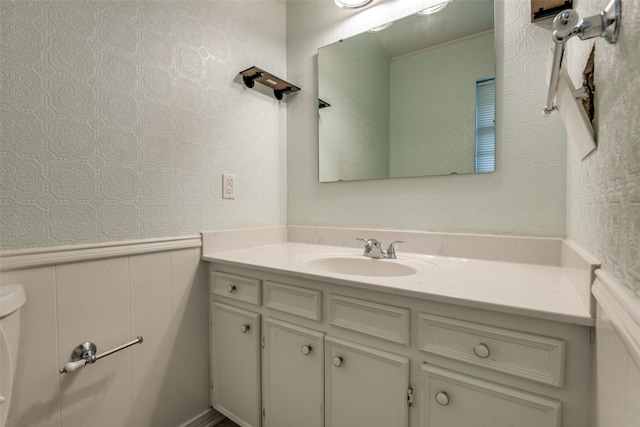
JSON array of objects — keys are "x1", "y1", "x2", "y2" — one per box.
[{"x1": 318, "y1": 0, "x2": 495, "y2": 182}]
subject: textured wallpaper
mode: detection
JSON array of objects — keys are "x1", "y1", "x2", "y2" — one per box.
[
  {"x1": 566, "y1": 0, "x2": 640, "y2": 297},
  {"x1": 286, "y1": 0, "x2": 568, "y2": 237},
  {"x1": 0, "y1": 0, "x2": 288, "y2": 251}
]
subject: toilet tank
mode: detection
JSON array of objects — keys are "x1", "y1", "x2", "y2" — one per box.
[{"x1": 0, "y1": 284, "x2": 26, "y2": 427}]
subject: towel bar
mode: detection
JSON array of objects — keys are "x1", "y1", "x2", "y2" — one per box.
[{"x1": 59, "y1": 336, "x2": 143, "y2": 374}]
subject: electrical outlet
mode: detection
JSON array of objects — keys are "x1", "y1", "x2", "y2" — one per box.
[{"x1": 222, "y1": 174, "x2": 235, "y2": 199}]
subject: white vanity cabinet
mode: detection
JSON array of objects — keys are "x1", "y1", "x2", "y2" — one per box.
[
  {"x1": 416, "y1": 312, "x2": 567, "y2": 427},
  {"x1": 210, "y1": 302, "x2": 261, "y2": 427},
  {"x1": 208, "y1": 263, "x2": 592, "y2": 427},
  {"x1": 262, "y1": 318, "x2": 325, "y2": 427},
  {"x1": 420, "y1": 364, "x2": 562, "y2": 427},
  {"x1": 325, "y1": 336, "x2": 410, "y2": 427}
]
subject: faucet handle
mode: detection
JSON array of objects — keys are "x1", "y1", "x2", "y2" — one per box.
[
  {"x1": 357, "y1": 238, "x2": 382, "y2": 257},
  {"x1": 356, "y1": 237, "x2": 380, "y2": 246},
  {"x1": 386, "y1": 241, "x2": 404, "y2": 259},
  {"x1": 356, "y1": 237, "x2": 371, "y2": 251}
]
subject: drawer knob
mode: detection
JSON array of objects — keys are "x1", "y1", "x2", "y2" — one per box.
[
  {"x1": 435, "y1": 391, "x2": 449, "y2": 406},
  {"x1": 301, "y1": 345, "x2": 312, "y2": 355},
  {"x1": 227, "y1": 284, "x2": 237, "y2": 293},
  {"x1": 474, "y1": 343, "x2": 490, "y2": 358},
  {"x1": 240, "y1": 324, "x2": 250, "y2": 333},
  {"x1": 332, "y1": 356, "x2": 343, "y2": 367}
]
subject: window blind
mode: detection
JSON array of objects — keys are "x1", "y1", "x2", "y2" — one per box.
[{"x1": 475, "y1": 77, "x2": 496, "y2": 173}]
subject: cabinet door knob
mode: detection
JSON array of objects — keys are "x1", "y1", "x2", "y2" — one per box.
[
  {"x1": 332, "y1": 356, "x2": 343, "y2": 367},
  {"x1": 435, "y1": 391, "x2": 449, "y2": 406},
  {"x1": 227, "y1": 284, "x2": 237, "y2": 293},
  {"x1": 474, "y1": 343, "x2": 490, "y2": 358},
  {"x1": 240, "y1": 324, "x2": 250, "y2": 333},
  {"x1": 301, "y1": 345, "x2": 312, "y2": 355}
]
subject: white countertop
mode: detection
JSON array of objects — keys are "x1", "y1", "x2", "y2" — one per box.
[{"x1": 203, "y1": 242, "x2": 594, "y2": 327}]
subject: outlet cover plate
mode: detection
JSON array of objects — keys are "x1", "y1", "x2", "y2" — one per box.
[{"x1": 222, "y1": 174, "x2": 235, "y2": 199}]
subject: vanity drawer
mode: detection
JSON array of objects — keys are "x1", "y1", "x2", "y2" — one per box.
[
  {"x1": 211, "y1": 271, "x2": 261, "y2": 305},
  {"x1": 418, "y1": 314, "x2": 565, "y2": 387},
  {"x1": 420, "y1": 364, "x2": 562, "y2": 427},
  {"x1": 264, "y1": 281, "x2": 322, "y2": 321},
  {"x1": 329, "y1": 294, "x2": 410, "y2": 346}
]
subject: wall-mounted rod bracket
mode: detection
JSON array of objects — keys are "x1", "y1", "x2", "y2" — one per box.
[
  {"x1": 59, "y1": 336, "x2": 143, "y2": 374},
  {"x1": 239, "y1": 66, "x2": 301, "y2": 100},
  {"x1": 319, "y1": 99, "x2": 332, "y2": 109},
  {"x1": 544, "y1": 0, "x2": 620, "y2": 114},
  {"x1": 242, "y1": 71, "x2": 264, "y2": 89}
]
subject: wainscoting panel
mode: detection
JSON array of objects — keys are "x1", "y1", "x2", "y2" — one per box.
[
  {"x1": 130, "y1": 251, "x2": 174, "y2": 427},
  {"x1": 0, "y1": 238, "x2": 216, "y2": 427},
  {"x1": 593, "y1": 271, "x2": 640, "y2": 427}
]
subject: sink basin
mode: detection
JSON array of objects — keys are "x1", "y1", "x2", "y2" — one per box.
[{"x1": 297, "y1": 253, "x2": 438, "y2": 277}]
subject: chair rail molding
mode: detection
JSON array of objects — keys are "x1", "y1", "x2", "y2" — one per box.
[{"x1": 0, "y1": 235, "x2": 202, "y2": 272}]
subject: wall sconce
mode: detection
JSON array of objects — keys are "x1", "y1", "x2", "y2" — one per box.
[
  {"x1": 334, "y1": 0, "x2": 374, "y2": 9},
  {"x1": 368, "y1": 22, "x2": 392, "y2": 32},
  {"x1": 415, "y1": 1, "x2": 450, "y2": 15}
]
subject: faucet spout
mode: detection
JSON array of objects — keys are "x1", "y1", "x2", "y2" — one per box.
[{"x1": 385, "y1": 241, "x2": 404, "y2": 259}]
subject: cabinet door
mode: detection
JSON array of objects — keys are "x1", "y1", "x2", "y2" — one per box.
[
  {"x1": 325, "y1": 336, "x2": 410, "y2": 427},
  {"x1": 263, "y1": 318, "x2": 324, "y2": 427},
  {"x1": 211, "y1": 302, "x2": 261, "y2": 427},
  {"x1": 420, "y1": 364, "x2": 561, "y2": 427}
]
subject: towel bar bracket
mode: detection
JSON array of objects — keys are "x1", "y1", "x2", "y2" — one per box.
[{"x1": 544, "y1": 0, "x2": 620, "y2": 114}]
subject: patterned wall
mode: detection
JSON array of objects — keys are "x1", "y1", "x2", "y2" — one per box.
[
  {"x1": 0, "y1": 0, "x2": 287, "y2": 251},
  {"x1": 286, "y1": 0, "x2": 568, "y2": 237},
  {"x1": 566, "y1": 0, "x2": 640, "y2": 297}
]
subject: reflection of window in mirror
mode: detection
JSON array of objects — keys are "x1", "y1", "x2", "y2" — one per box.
[{"x1": 475, "y1": 77, "x2": 496, "y2": 173}]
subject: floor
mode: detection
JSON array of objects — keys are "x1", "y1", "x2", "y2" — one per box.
[{"x1": 216, "y1": 419, "x2": 240, "y2": 427}]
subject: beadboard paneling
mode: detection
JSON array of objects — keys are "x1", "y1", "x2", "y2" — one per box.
[
  {"x1": 593, "y1": 272, "x2": 640, "y2": 426},
  {"x1": 0, "y1": 243, "x2": 213, "y2": 427}
]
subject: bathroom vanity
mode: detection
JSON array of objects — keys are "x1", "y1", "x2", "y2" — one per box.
[{"x1": 203, "y1": 241, "x2": 594, "y2": 427}]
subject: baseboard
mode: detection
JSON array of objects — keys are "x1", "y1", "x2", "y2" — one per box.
[{"x1": 179, "y1": 408, "x2": 225, "y2": 427}]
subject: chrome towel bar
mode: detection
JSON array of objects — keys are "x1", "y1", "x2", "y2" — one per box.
[
  {"x1": 59, "y1": 336, "x2": 143, "y2": 374},
  {"x1": 544, "y1": 0, "x2": 620, "y2": 114}
]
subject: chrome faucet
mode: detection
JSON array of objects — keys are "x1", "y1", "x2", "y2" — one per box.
[{"x1": 356, "y1": 238, "x2": 404, "y2": 259}]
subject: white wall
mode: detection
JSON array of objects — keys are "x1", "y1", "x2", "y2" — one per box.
[
  {"x1": 286, "y1": 0, "x2": 567, "y2": 237},
  {"x1": 594, "y1": 303, "x2": 640, "y2": 426},
  {"x1": 0, "y1": 0, "x2": 287, "y2": 251},
  {"x1": 0, "y1": 1, "x2": 287, "y2": 426},
  {"x1": 565, "y1": 0, "x2": 640, "y2": 299},
  {"x1": 1, "y1": 242, "x2": 212, "y2": 427},
  {"x1": 592, "y1": 274, "x2": 640, "y2": 426},
  {"x1": 562, "y1": 0, "x2": 640, "y2": 423}
]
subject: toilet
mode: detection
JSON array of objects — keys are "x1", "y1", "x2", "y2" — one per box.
[{"x1": 0, "y1": 285, "x2": 26, "y2": 427}]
